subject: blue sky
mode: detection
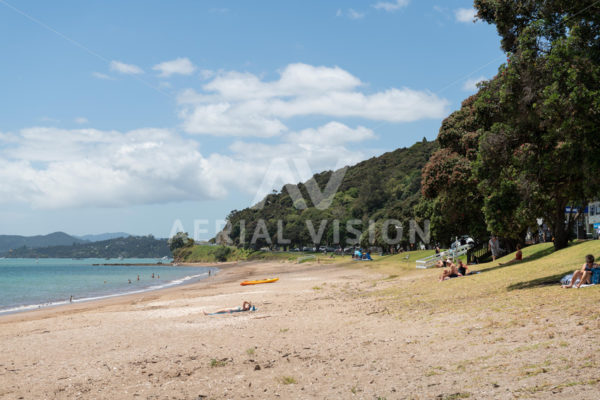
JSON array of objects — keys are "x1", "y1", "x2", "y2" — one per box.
[{"x1": 0, "y1": 0, "x2": 504, "y2": 239}]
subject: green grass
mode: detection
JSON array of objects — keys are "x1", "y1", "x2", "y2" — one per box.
[
  {"x1": 368, "y1": 241, "x2": 600, "y2": 317},
  {"x1": 278, "y1": 376, "x2": 297, "y2": 385},
  {"x1": 246, "y1": 348, "x2": 255, "y2": 356},
  {"x1": 209, "y1": 358, "x2": 229, "y2": 368}
]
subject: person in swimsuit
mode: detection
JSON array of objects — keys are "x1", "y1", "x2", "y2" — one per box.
[
  {"x1": 439, "y1": 259, "x2": 461, "y2": 281},
  {"x1": 456, "y1": 260, "x2": 469, "y2": 276},
  {"x1": 515, "y1": 244, "x2": 522, "y2": 261},
  {"x1": 562, "y1": 255, "x2": 598, "y2": 288},
  {"x1": 499, "y1": 244, "x2": 523, "y2": 266},
  {"x1": 204, "y1": 301, "x2": 253, "y2": 315}
]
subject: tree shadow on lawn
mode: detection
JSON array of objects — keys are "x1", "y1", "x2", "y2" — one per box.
[
  {"x1": 475, "y1": 244, "x2": 557, "y2": 274},
  {"x1": 507, "y1": 271, "x2": 571, "y2": 291}
]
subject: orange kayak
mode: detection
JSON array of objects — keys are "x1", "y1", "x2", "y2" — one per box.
[{"x1": 240, "y1": 278, "x2": 279, "y2": 286}]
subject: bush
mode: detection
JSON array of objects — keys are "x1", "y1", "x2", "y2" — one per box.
[{"x1": 214, "y1": 246, "x2": 232, "y2": 262}]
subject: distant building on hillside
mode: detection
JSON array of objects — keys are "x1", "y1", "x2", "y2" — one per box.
[{"x1": 587, "y1": 201, "x2": 600, "y2": 238}]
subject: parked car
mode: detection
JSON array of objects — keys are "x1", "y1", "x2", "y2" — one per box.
[{"x1": 450, "y1": 235, "x2": 475, "y2": 249}]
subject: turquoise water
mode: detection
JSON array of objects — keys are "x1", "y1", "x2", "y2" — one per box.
[{"x1": 0, "y1": 258, "x2": 216, "y2": 314}]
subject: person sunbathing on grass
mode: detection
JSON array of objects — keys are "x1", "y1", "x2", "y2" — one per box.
[
  {"x1": 499, "y1": 244, "x2": 523, "y2": 266},
  {"x1": 456, "y1": 259, "x2": 469, "y2": 276},
  {"x1": 204, "y1": 301, "x2": 253, "y2": 315},
  {"x1": 439, "y1": 259, "x2": 462, "y2": 281},
  {"x1": 562, "y1": 255, "x2": 598, "y2": 289}
]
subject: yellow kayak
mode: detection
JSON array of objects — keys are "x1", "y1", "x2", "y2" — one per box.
[{"x1": 240, "y1": 278, "x2": 279, "y2": 286}]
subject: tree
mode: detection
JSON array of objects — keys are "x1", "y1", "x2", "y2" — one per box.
[
  {"x1": 420, "y1": 94, "x2": 488, "y2": 245},
  {"x1": 168, "y1": 232, "x2": 194, "y2": 252},
  {"x1": 473, "y1": 0, "x2": 600, "y2": 249}
]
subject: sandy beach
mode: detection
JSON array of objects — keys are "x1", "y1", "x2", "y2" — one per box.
[{"x1": 1, "y1": 256, "x2": 599, "y2": 399}]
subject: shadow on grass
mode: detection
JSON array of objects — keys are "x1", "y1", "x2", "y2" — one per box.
[
  {"x1": 476, "y1": 243, "x2": 562, "y2": 274},
  {"x1": 507, "y1": 271, "x2": 570, "y2": 291}
]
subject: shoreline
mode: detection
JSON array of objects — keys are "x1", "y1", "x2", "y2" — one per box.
[
  {"x1": 0, "y1": 262, "x2": 232, "y2": 319},
  {"x1": 0, "y1": 260, "x2": 264, "y2": 324}
]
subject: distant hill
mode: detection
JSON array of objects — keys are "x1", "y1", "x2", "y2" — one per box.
[
  {"x1": 0, "y1": 232, "x2": 86, "y2": 253},
  {"x1": 3, "y1": 235, "x2": 171, "y2": 259},
  {"x1": 223, "y1": 139, "x2": 437, "y2": 249},
  {"x1": 76, "y1": 232, "x2": 131, "y2": 242}
]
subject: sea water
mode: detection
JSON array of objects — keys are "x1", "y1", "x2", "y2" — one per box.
[{"x1": 0, "y1": 258, "x2": 216, "y2": 315}]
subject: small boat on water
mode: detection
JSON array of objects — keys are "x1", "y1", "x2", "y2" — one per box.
[{"x1": 240, "y1": 278, "x2": 279, "y2": 286}]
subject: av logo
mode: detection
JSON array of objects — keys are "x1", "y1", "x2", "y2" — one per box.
[{"x1": 251, "y1": 158, "x2": 348, "y2": 210}]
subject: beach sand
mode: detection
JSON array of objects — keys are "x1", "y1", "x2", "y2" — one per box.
[{"x1": 1, "y1": 259, "x2": 599, "y2": 399}]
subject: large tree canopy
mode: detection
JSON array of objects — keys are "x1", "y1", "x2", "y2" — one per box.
[
  {"x1": 475, "y1": 0, "x2": 600, "y2": 249},
  {"x1": 420, "y1": 94, "x2": 488, "y2": 244},
  {"x1": 423, "y1": 0, "x2": 600, "y2": 250}
]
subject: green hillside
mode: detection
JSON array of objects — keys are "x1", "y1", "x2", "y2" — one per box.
[{"x1": 222, "y1": 139, "x2": 437, "y2": 250}]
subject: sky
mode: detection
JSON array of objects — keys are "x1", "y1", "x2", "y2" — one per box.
[{"x1": 0, "y1": 0, "x2": 505, "y2": 239}]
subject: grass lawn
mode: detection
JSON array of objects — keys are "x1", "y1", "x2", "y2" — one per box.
[{"x1": 334, "y1": 240, "x2": 600, "y2": 398}]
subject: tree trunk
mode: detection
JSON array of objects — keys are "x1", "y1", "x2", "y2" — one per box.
[{"x1": 553, "y1": 203, "x2": 570, "y2": 250}]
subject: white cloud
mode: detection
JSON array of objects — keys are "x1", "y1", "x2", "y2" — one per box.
[
  {"x1": 109, "y1": 60, "x2": 144, "y2": 75},
  {"x1": 0, "y1": 127, "x2": 220, "y2": 208},
  {"x1": 74, "y1": 117, "x2": 89, "y2": 124},
  {"x1": 152, "y1": 57, "x2": 196, "y2": 77},
  {"x1": 92, "y1": 72, "x2": 114, "y2": 80},
  {"x1": 348, "y1": 9, "x2": 365, "y2": 19},
  {"x1": 462, "y1": 76, "x2": 486, "y2": 91},
  {"x1": 336, "y1": 8, "x2": 365, "y2": 19},
  {"x1": 455, "y1": 8, "x2": 477, "y2": 23},
  {"x1": 287, "y1": 122, "x2": 375, "y2": 147},
  {"x1": 178, "y1": 102, "x2": 287, "y2": 137},
  {"x1": 177, "y1": 63, "x2": 448, "y2": 137},
  {"x1": 223, "y1": 122, "x2": 376, "y2": 197},
  {"x1": 0, "y1": 122, "x2": 375, "y2": 209},
  {"x1": 373, "y1": 0, "x2": 410, "y2": 12}
]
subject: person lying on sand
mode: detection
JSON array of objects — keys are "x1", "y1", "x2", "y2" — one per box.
[
  {"x1": 439, "y1": 259, "x2": 461, "y2": 281},
  {"x1": 562, "y1": 255, "x2": 598, "y2": 289},
  {"x1": 204, "y1": 301, "x2": 253, "y2": 315}
]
